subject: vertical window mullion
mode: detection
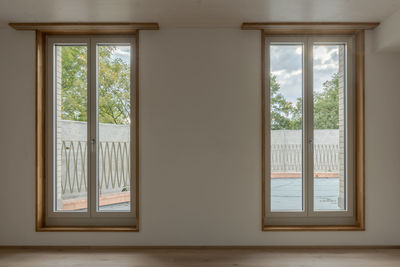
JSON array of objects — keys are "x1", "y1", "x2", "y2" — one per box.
[
  {"x1": 302, "y1": 38, "x2": 309, "y2": 214},
  {"x1": 89, "y1": 37, "x2": 97, "y2": 216},
  {"x1": 305, "y1": 37, "x2": 315, "y2": 215}
]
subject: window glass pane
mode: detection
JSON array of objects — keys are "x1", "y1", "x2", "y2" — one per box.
[
  {"x1": 55, "y1": 45, "x2": 88, "y2": 212},
  {"x1": 270, "y1": 44, "x2": 304, "y2": 211},
  {"x1": 313, "y1": 44, "x2": 346, "y2": 211},
  {"x1": 97, "y1": 45, "x2": 131, "y2": 212}
]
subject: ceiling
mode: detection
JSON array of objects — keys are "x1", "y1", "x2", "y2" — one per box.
[{"x1": 1, "y1": 0, "x2": 400, "y2": 28}]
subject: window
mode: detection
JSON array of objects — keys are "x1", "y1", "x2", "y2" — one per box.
[
  {"x1": 8, "y1": 23, "x2": 160, "y2": 231},
  {"x1": 263, "y1": 34, "x2": 362, "y2": 229},
  {"x1": 240, "y1": 22, "x2": 376, "y2": 231},
  {"x1": 240, "y1": 22, "x2": 377, "y2": 230},
  {"x1": 46, "y1": 36, "x2": 137, "y2": 228}
]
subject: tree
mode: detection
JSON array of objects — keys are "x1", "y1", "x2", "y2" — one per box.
[
  {"x1": 313, "y1": 73, "x2": 339, "y2": 129},
  {"x1": 270, "y1": 75, "x2": 301, "y2": 130},
  {"x1": 97, "y1": 46, "x2": 131, "y2": 124},
  {"x1": 269, "y1": 73, "x2": 339, "y2": 130},
  {"x1": 60, "y1": 46, "x2": 131, "y2": 125},
  {"x1": 60, "y1": 46, "x2": 88, "y2": 122}
]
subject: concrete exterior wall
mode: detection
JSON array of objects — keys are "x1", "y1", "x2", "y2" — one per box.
[
  {"x1": 62, "y1": 121, "x2": 338, "y2": 145},
  {"x1": 61, "y1": 120, "x2": 130, "y2": 142},
  {"x1": 271, "y1": 129, "x2": 338, "y2": 145},
  {"x1": 56, "y1": 46, "x2": 63, "y2": 209}
]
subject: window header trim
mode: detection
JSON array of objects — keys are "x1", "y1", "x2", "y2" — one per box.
[
  {"x1": 241, "y1": 22, "x2": 379, "y2": 35},
  {"x1": 9, "y1": 22, "x2": 159, "y2": 34}
]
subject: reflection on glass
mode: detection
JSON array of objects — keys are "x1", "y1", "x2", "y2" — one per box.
[
  {"x1": 313, "y1": 44, "x2": 346, "y2": 211},
  {"x1": 97, "y1": 45, "x2": 131, "y2": 212},
  {"x1": 55, "y1": 45, "x2": 88, "y2": 212},
  {"x1": 270, "y1": 44, "x2": 303, "y2": 211}
]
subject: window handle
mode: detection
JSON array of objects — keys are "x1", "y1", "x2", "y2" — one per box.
[
  {"x1": 308, "y1": 139, "x2": 313, "y2": 145},
  {"x1": 91, "y1": 139, "x2": 96, "y2": 153}
]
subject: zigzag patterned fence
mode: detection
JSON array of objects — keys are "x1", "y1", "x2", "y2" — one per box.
[
  {"x1": 60, "y1": 141, "x2": 338, "y2": 197},
  {"x1": 61, "y1": 140, "x2": 130, "y2": 197}
]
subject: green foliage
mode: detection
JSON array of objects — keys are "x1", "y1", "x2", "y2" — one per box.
[
  {"x1": 270, "y1": 73, "x2": 340, "y2": 130},
  {"x1": 60, "y1": 46, "x2": 88, "y2": 122},
  {"x1": 270, "y1": 75, "x2": 302, "y2": 130},
  {"x1": 98, "y1": 46, "x2": 130, "y2": 124},
  {"x1": 313, "y1": 73, "x2": 340, "y2": 129},
  {"x1": 60, "y1": 46, "x2": 130, "y2": 125}
]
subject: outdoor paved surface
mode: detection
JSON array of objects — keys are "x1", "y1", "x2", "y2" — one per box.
[
  {"x1": 271, "y1": 178, "x2": 342, "y2": 211},
  {"x1": 100, "y1": 178, "x2": 342, "y2": 212},
  {"x1": 100, "y1": 202, "x2": 131, "y2": 211}
]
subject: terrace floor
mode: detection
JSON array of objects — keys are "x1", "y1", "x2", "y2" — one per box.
[
  {"x1": 70, "y1": 177, "x2": 342, "y2": 212},
  {"x1": 271, "y1": 177, "x2": 342, "y2": 211}
]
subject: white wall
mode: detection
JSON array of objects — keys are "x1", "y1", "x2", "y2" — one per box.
[
  {"x1": 375, "y1": 9, "x2": 400, "y2": 52},
  {"x1": 0, "y1": 27, "x2": 400, "y2": 245}
]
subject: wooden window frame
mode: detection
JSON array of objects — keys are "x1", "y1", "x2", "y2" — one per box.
[
  {"x1": 242, "y1": 22, "x2": 379, "y2": 231},
  {"x1": 9, "y1": 23, "x2": 159, "y2": 232}
]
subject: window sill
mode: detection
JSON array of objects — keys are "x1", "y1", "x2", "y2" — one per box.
[
  {"x1": 36, "y1": 226, "x2": 139, "y2": 232},
  {"x1": 262, "y1": 224, "x2": 364, "y2": 231}
]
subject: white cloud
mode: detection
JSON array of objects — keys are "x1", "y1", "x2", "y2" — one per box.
[
  {"x1": 313, "y1": 45, "x2": 338, "y2": 64},
  {"x1": 313, "y1": 63, "x2": 338, "y2": 71},
  {"x1": 270, "y1": 44, "x2": 342, "y2": 101},
  {"x1": 112, "y1": 46, "x2": 131, "y2": 64},
  {"x1": 115, "y1": 47, "x2": 130, "y2": 56},
  {"x1": 272, "y1": 69, "x2": 302, "y2": 84}
]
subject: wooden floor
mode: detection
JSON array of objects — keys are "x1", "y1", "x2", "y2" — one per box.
[{"x1": 1, "y1": 247, "x2": 400, "y2": 266}]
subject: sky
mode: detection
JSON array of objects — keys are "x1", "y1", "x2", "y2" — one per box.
[
  {"x1": 270, "y1": 44, "x2": 341, "y2": 103},
  {"x1": 113, "y1": 46, "x2": 131, "y2": 64}
]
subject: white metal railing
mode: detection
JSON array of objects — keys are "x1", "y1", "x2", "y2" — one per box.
[
  {"x1": 313, "y1": 144, "x2": 339, "y2": 173},
  {"x1": 271, "y1": 144, "x2": 339, "y2": 173},
  {"x1": 61, "y1": 140, "x2": 130, "y2": 198},
  {"x1": 60, "y1": 141, "x2": 339, "y2": 197}
]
